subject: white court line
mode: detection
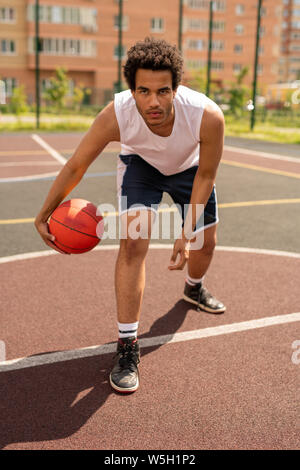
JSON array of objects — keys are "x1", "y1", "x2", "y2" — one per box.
[
  {"x1": 0, "y1": 161, "x2": 61, "y2": 167},
  {"x1": 0, "y1": 244, "x2": 299, "y2": 265},
  {"x1": 31, "y1": 134, "x2": 67, "y2": 165},
  {"x1": 0, "y1": 245, "x2": 299, "y2": 372},
  {"x1": 0, "y1": 172, "x2": 59, "y2": 183},
  {"x1": 224, "y1": 145, "x2": 300, "y2": 163},
  {"x1": 0, "y1": 312, "x2": 299, "y2": 372}
]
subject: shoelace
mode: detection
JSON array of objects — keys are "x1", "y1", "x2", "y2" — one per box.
[
  {"x1": 197, "y1": 286, "x2": 214, "y2": 311},
  {"x1": 196, "y1": 284, "x2": 206, "y2": 312},
  {"x1": 197, "y1": 289, "x2": 201, "y2": 312},
  {"x1": 117, "y1": 343, "x2": 140, "y2": 371}
]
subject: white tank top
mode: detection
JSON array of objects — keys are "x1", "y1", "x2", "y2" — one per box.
[{"x1": 114, "y1": 85, "x2": 210, "y2": 176}]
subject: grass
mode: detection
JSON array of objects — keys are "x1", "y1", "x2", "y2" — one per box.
[
  {"x1": 0, "y1": 113, "x2": 93, "y2": 132},
  {"x1": 0, "y1": 111, "x2": 299, "y2": 145},
  {"x1": 225, "y1": 118, "x2": 300, "y2": 145}
]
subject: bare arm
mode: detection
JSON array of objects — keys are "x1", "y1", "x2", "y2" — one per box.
[
  {"x1": 35, "y1": 101, "x2": 120, "y2": 253},
  {"x1": 183, "y1": 101, "x2": 224, "y2": 239},
  {"x1": 169, "y1": 102, "x2": 224, "y2": 269}
]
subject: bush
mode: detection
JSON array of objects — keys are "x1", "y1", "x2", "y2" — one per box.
[
  {"x1": 9, "y1": 85, "x2": 29, "y2": 116},
  {"x1": 43, "y1": 67, "x2": 69, "y2": 110}
]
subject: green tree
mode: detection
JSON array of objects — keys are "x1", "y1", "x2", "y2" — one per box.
[
  {"x1": 226, "y1": 66, "x2": 251, "y2": 116},
  {"x1": 186, "y1": 66, "x2": 223, "y2": 104},
  {"x1": 9, "y1": 85, "x2": 29, "y2": 117},
  {"x1": 72, "y1": 83, "x2": 91, "y2": 112},
  {"x1": 43, "y1": 67, "x2": 69, "y2": 110}
]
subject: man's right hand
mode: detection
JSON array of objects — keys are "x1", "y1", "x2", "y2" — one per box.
[{"x1": 34, "y1": 217, "x2": 70, "y2": 255}]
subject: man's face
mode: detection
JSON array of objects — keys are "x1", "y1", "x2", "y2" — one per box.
[{"x1": 132, "y1": 69, "x2": 176, "y2": 128}]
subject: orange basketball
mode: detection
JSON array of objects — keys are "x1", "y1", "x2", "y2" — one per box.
[{"x1": 49, "y1": 199, "x2": 104, "y2": 254}]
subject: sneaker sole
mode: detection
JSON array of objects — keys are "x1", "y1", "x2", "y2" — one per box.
[
  {"x1": 183, "y1": 294, "x2": 226, "y2": 314},
  {"x1": 109, "y1": 374, "x2": 139, "y2": 394}
]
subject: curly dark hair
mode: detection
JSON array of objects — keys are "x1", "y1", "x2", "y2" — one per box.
[{"x1": 123, "y1": 37, "x2": 183, "y2": 91}]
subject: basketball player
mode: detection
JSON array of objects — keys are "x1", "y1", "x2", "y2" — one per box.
[{"x1": 35, "y1": 38, "x2": 226, "y2": 394}]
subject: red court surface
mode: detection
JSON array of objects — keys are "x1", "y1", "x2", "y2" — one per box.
[
  {"x1": 0, "y1": 246, "x2": 299, "y2": 450},
  {"x1": 0, "y1": 133, "x2": 299, "y2": 450},
  {"x1": 0, "y1": 134, "x2": 62, "y2": 179}
]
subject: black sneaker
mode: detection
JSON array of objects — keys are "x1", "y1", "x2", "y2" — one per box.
[
  {"x1": 183, "y1": 282, "x2": 226, "y2": 314},
  {"x1": 109, "y1": 337, "x2": 140, "y2": 393}
]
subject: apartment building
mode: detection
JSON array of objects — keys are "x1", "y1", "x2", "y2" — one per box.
[
  {"x1": 0, "y1": 0, "x2": 178, "y2": 104},
  {"x1": 0, "y1": 0, "x2": 299, "y2": 105},
  {"x1": 280, "y1": 0, "x2": 300, "y2": 81},
  {"x1": 183, "y1": 0, "x2": 284, "y2": 90}
]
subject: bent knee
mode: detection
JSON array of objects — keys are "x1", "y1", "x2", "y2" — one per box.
[
  {"x1": 189, "y1": 228, "x2": 217, "y2": 253},
  {"x1": 119, "y1": 238, "x2": 149, "y2": 261},
  {"x1": 203, "y1": 230, "x2": 217, "y2": 254}
]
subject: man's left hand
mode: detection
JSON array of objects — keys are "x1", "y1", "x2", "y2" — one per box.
[{"x1": 168, "y1": 237, "x2": 189, "y2": 270}]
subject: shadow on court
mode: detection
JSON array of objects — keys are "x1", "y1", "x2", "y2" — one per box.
[{"x1": 0, "y1": 300, "x2": 190, "y2": 449}]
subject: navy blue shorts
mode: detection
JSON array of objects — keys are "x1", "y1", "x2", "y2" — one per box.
[{"x1": 117, "y1": 154, "x2": 219, "y2": 233}]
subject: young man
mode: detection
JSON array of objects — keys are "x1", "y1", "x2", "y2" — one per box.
[{"x1": 35, "y1": 37, "x2": 225, "y2": 394}]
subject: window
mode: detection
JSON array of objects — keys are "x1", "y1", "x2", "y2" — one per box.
[
  {"x1": 27, "y1": 5, "x2": 96, "y2": 26},
  {"x1": 213, "y1": 21, "x2": 225, "y2": 32},
  {"x1": 233, "y1": 63, "x2": 242, "y2": 74},
  {"x1": 2, "y1": 77, "x2": 17, "y2": 97},
  {"x1": 186, "y1": 59, "x2": 206, "y2": 69},
  {"x1": 80, "y1": 8, "x2": 97, "y2": 28},
  {"x1": 235, "y1": 24, "x2": 244, "y2": 34},
  {"x1": 235, "y1": 4, "x2": 245, "y2": 15},
  {"x1": 234, "y1": 44, "x2": 243, "y2": 54},
  {"x1": 187, "y1": 0, "x2": 226, "y2": 11},
  {"x1": 51, "y1": 6, "x2": 62, "y2": 23},
  {"x1": 260, "y1": 7, "x2": 267, "y2": 17},
  {"x1": 0, "y1": 7, "x2": 15, "y2": 23},
  {"x1": 214, "y1": 1, "x2": 226, "y2": 11},
  {"x1": 29, "y1": 37, "x2": 96, "y2": 57},
  {"x1": 43, "y1": 78, "x2": 75, "y2": 96},
  {"x1": 259, "y1": 26, "x2": 266, "y2": 36},
  {"x1": 114, "y1": 15, "x2": 129, "y2": 30},
  {"x1": 114, "y1": 45, "x2": 126, "y2": 59},
  {"x1": 151, "y1": 18, "x2": 164, "y2": 32},
  {"x1": 186, "y1": 18, "x2": 207, "y2": 31},
  {"x1": 187, "y1": 0, "x2": 208, "y2": 8},
  {"x1": 70, "y1": 7, "x2": 80, "y2": 24},
  {"x1": 188, "y1": 39, "x2": 224, "y2": 51},
  {"x1": 187, "y1": 39, "x2": 206, "y2": 50},
  {"x1": 211, "y1": 61, "x2": 224, "y2": 70},
  {"x1": 40, "y1": 6, "x2": 51, "y2": 22},
  {"x1": 0, "y1": 39, "x2": 16, "y2": 54},
  {"x1": 212, "y1": 40, "x2": 224, "y2": 51}
]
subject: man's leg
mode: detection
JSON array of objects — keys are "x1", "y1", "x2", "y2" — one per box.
[
  {"x1": 183, "y1": 224, "x2": 226, "y2": 313},
  {"x1": 187, "y1": 224, "x2": 217, "y2": 280},
  {"x1": 110, "y1": 209, "x2": 154, "y2": 393},
  {"x1": 115, "y1": 237, "x2": 150, "y2": 324}
]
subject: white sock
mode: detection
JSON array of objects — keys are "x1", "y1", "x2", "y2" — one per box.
[
  {"x1": 186, "y1": 274, "x2": 205, "y2": 286},
  {"x1": 118, "y1": 321, "x2": 139, "y2": 339}
]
